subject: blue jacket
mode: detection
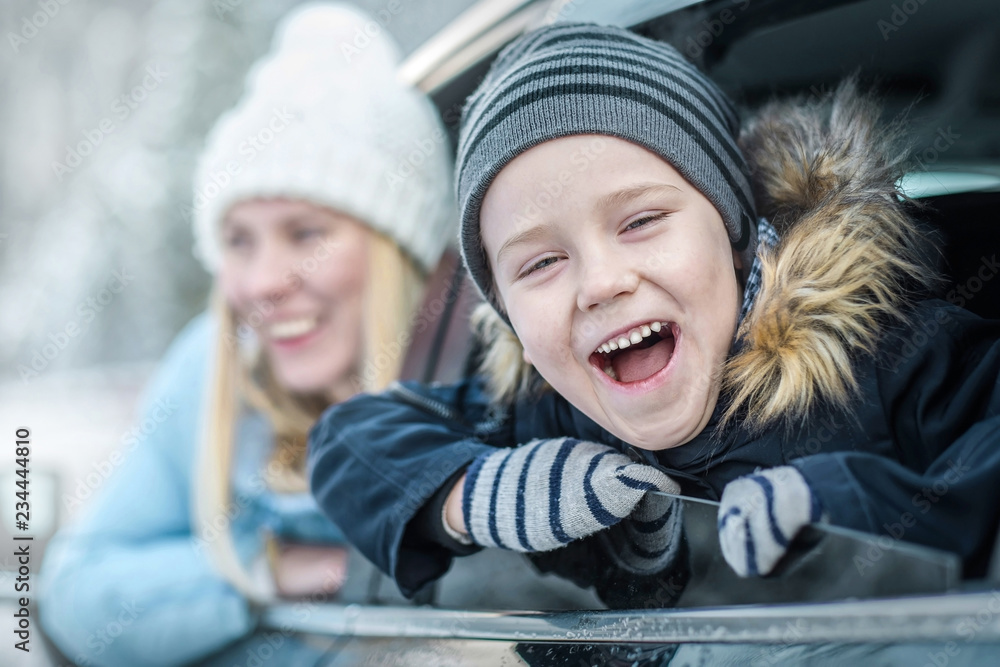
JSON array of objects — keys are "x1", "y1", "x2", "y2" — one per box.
[
  {"x1": 39, "y1": 314, "x2": 345, "y2": 667},
  {"x1": 308, "y1": 300, "x2": 1000, "y2": 599}
]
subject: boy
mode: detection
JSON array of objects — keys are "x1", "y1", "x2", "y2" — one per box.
[{"x1": 309, "y1": 23, "x2": 1000, "y2": 604}]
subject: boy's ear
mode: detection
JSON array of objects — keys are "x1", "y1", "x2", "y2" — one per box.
[{"x1": 732, "y1": 248, "x2": 744, "y2": 272}]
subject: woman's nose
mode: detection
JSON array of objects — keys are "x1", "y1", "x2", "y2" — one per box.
[
  {"x1": 246, "y1": 241, "x2": 297, "y2": 303},
  {"x1": 576, "y1": 250, "x2": 639, "y2": 311}
]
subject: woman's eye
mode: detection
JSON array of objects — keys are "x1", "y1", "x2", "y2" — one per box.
[
  {"x1": 519, "y1": 256, "x2": 559, "y2": 278},
  {"x1": 224, "y1": 233, "x2": 251, "y2": 249},
  {"x1": 293, "y1": 228, "x2": 323, "y2": 242}
]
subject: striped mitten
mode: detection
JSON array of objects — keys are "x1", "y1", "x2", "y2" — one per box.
[
  {"x1": 463, "y1": 438, "x2": 681, "y2": 552},
  {"x1": 717, "y1": 466, "x2": 824, "y2": 577},
  {"x1": 603, "y1": 490, "x2": 683, "y2": 575}
]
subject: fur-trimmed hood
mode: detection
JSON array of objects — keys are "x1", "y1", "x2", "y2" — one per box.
[{"x1": 474, "y1": 81, "x2": 936, "y2": 433}]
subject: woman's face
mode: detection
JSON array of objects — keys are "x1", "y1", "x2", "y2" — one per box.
[{"x1": 219, "y1": 198, "x2": 370, "y2": 402}]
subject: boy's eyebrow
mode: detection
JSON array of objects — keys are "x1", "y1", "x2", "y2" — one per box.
[
  {"x1": 597, "y1": 183, "x2": 683, "y2": 211},
  {"x1": 495, "y1": 225, "x2": 548, "y2": 265},
  {"x1": 494, "y1": 183, "x2": 683, "y2": 264}
]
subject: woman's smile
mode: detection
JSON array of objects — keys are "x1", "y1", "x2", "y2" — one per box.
[{"x1": 220, "y1": 199, "x2": 371, "y2": 396}]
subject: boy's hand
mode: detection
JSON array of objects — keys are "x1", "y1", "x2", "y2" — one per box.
[
  {"x1": 717, "y1": 466, "x2": 824, "y2": 577},
  {"x1": 460, "y1": 438, "x2": 680, "y2": 552},
  {"x1": 603, "y1": 489, "x2": 683, "y2": 575}
]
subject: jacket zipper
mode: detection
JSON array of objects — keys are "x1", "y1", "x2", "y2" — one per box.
[
  {"x1": 474, "y1": 405, "x2": 507, "y2": 436},
  {"x1": 387, "y1": 381, "x2": 463, "y2": 424}
]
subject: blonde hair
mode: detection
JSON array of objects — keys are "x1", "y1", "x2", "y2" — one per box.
[
  {"x1": 194, "y1": 230, "x2": 424, "y2": 602},
  {"x1": 472, "y1": 302, "x2": 545, "y2": 404}
]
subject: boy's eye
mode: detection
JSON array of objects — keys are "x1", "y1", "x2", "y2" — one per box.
[
  {"x1": 518, "y1": 255, "x2": 559, "y2": 279},
  {"x1": 624, "y1": 212, "x2": 667, "y2": 232}
]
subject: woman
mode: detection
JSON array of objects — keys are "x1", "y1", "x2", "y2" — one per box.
[{"x1": 39, "y1": 4, "x2": 453, "y2": 665}]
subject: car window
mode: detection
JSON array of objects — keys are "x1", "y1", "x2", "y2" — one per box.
[
  {"x1": 282, "y1": 0, "x2": 1000, "y2": 661},
  {"x1": 363, "y1": 0, "x2": 1000, "y2": 612}
]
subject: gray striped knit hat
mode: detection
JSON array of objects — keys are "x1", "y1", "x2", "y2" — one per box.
[{"x1": 457, "y1": 23, "x2": 757, "y2": 315}]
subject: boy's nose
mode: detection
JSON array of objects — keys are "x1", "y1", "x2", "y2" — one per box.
[{"x1": 576, "y1": 255, "x2": 639, "y2": 311}]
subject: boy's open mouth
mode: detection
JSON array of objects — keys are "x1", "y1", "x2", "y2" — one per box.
[{"x1": 590, "y1": 321, "x2": 677, "y2": 384}]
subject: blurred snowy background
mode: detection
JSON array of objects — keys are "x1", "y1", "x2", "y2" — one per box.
[
  {"x1": 0, "y1": 0, "x2": 474, "y2": 383},
  {"x1": 0, "y1": 2, "x2": 473, "y2": 662}
]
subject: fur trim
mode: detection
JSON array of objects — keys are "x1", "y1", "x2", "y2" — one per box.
[
  {"x1": 475, "y1": 80, "x2": 937, "y2": 432},
  {"x1": 472, "y1": 302, "x2": 543, "y2": 403},
  {"x1": 724, "y1": 79, "x2": 936, "y2": 429}
]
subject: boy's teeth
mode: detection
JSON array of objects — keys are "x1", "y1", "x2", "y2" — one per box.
[
  {"x1": 594, "y1": 321, "x2": 669, "y2": 355},
  {"x1": 269, "y1": 317, "x2": 317, "y2": 340}
]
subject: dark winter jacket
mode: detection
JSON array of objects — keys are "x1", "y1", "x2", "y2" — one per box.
[
  {"x1": 308, "y1": 87, "x2": 1000, "y2": 600},
  {"x1": 309, "y1": 301, "x2": 1000, "y2": 598}
]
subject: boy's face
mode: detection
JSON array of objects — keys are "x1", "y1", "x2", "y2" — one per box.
[{"x1": 480, "y1": 135, "x2": 743, "y2": 450}]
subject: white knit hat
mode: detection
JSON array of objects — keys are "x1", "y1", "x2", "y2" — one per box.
[{"x1": 191, "y1": 2, "x2": 455, "y2": 273}]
